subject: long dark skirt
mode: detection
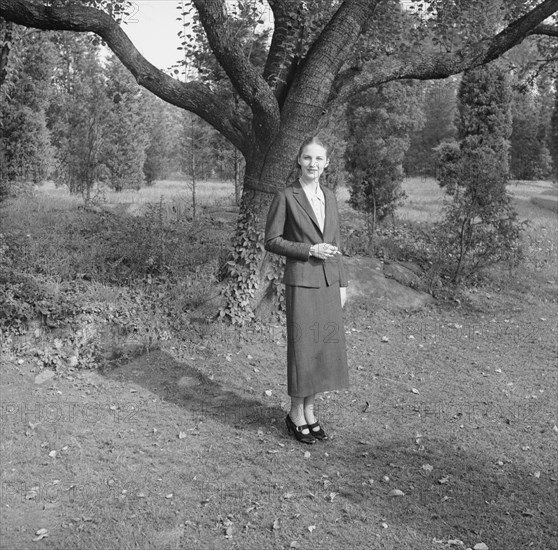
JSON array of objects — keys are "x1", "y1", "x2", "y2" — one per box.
[{"x1": 285, "y1": 281, "x2": 349, "y2": 397}]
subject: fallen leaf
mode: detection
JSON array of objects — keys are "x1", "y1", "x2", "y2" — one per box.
[
  {"x1": 410, "y1": 388, "x2": 419, "y2": 394},
  {"x1": 178, "y1": 432, "x2": 187, "y2": 439},
  {"x1": 533, "y1": 471, "x2": 541, "y2": 478},
  {"x1": 308, "y1": 525, "x2": 316, "y2": 533},
  {"x1": 33, "y1": 528, "x2": 48, "y2": 541},
  {"x1": 438, "y1": 476, "x2": 449, "y2": 484},
  {"x1": 272, "y1": 519, "x2": 280, "y2": 530},
  {"x1": 48, "y1": 450, "x2": 57, "y2": 458},
  {"x1": 264, "y1": 390, "x2": 272, "y2": 397},
  {"x1": 422, "y1": 464, "x2": 433, "y2": 472}
]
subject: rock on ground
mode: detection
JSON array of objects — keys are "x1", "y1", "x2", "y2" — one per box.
[{"x1": 344, "y1": 256, "x2": 433, "y2": 311}]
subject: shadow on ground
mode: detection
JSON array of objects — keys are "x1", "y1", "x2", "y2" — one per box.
[
  {"x1": 104, "y1": 349, "x2": 286, "y2": 433},
  {"x1": 103, "y1": 349, "x2": 557, "y2": 550}
]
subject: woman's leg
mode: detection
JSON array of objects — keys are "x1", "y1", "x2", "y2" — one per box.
[
  {"x1": 289, "y1": 396, "x2": 310, "y2": 434},
  {"x1": 303, "y1": 394, "x2": 317, "y2": 426},
  {"x1": 304, "y1": 393, "x2": 328, "y2": 439}
]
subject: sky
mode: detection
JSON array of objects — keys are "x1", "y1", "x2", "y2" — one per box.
[
  {"x1": 121, "y1": 1, "x2": 185, "y2": 71},
  {"x1": 120, "y1": 0, "x2": 274, "y2": 72}
]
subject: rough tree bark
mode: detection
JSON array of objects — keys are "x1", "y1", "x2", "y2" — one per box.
[{"x1": 0, "y1": 0, "x2": 556, "y2": 319}]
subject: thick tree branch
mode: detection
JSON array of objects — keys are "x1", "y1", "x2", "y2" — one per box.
[
  {"x1": 263, "y1": 0, "x2": 304, "y2": 105},
  {"x1": 0, "y1": 0, "x2": 250, "y2": 154},
  {"x1": 529, "y1": 23, "x2": 558, "y2": 36},
  {"x1": 284, "y1": 0, "x2": 381, "y2": 115},
  {"x1": 332, "y1": 0, "x2": 558, "y2": 102},
  {"x1": 192, "y1": 0, "x2": 280, "y2": 139}
]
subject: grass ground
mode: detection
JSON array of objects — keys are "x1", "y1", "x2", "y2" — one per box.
[{"x1": 1, "y1": 177, "x2": 557, "y2": 550}]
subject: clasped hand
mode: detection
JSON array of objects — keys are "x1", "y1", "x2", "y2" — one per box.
[{"x1": 311, "y1": 243, "x2": 340, "y2": 260}]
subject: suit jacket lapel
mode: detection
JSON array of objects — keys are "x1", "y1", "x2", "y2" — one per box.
[{"x1": 293, "y1": 181, "x2": 322, "y2": 236}]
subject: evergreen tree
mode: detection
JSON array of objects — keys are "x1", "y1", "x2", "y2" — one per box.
[
  {"x1": 435, "y1": 63, "x2": 524, "y2": 282},
  {"x1": 48, "y1": 34, "x2": 108, "y2": 201},
  {"x1": 142, "y1": 93, "x2": 183, "y2": 185},
  {"x1": 405, "y1": 78, "x2": 458, "y2": 177},
  {"x1": 0, "y1": 31, "x2": 55, "y2": 184},
  {"x1": 457, "y1": 64, "x2": 512, "y2": 184},
  {"x1": 101, "y1": 54, "x2": 148, "y2": 191},
  {"x1": 510, "y1": 85, "x2": 553, "y2": 180},
  {"x1": 345, "y1": 80, "x2": 424, "y2": 245}
]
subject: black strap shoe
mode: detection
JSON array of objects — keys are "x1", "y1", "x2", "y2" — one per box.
[
  {"x1": 285, "y1": 415, "x2": 316, "y2": 444},
  {"x1": 307, "y1": 421, "x2": 328, "y2": 440}
]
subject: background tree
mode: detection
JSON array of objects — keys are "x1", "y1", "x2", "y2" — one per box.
[
  {"x1": 142, "y1": 93, "x2": 183, "y2": 185},
  {"x1": 510, "y1": 87, "x2": 554, "y2": 180},
  {"x1": 1, "y1": 0, "x2": 557, "y2": 320},
  {"x1": 345, "y1": 80, "x2": 424, "y2": 250},
  {"x1": 435, "y1": 62, "x2": 524, "y2": 282},
  {"x1": 48, "y1": 34, "x2": 108, "y2": 201},
  {"x1": 101, "y1": 53, "x2": 149, "y2": 191},
  {"x1": 0, "y1": 29, "x2": 54, "y2": 185},
  {"x1": 405, "y1": 78, "x2": 458, "y2": 177}
]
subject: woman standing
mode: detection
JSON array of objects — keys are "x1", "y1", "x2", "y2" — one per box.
[{"x1": 265, "y1": 136, "x2": 349, "y2": 444}]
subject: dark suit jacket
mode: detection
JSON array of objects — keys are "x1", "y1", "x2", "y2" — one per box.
[{"x1": 265, "y1": 181, "x2": 348, "y2": 288}]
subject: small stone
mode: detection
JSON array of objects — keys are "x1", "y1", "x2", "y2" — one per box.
[
  {"x1": 34, "y1": 369, "x2": 55, "y2": 385},
  {"x1": 473, "y1": 544, "x2": 488, "y2": 550}
]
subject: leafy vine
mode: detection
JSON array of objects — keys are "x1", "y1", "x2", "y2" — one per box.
[
  {"x1": 219, "y1": 211, "x2": 265, "y2": 325},
  {"x1": 219, "y1": 208, "x2": 286, "y2": 325}
]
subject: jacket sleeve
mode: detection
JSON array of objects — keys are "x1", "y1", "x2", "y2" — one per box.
[{"x1": 265, "y1": 191, "x2": 312, "y2": 261}]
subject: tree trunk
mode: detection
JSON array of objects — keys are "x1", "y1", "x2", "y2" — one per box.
[{"x1": 222, "y1": 110, "x2": 328, "y2": 322}]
